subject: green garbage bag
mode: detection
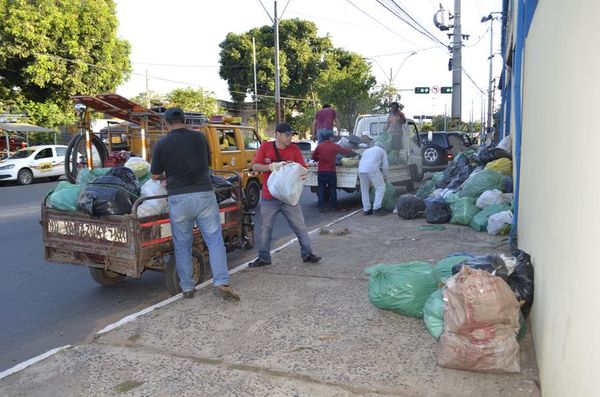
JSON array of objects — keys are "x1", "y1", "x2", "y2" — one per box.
[
  {"x1": 450, "y1": 197, "x2": 481, "y2": 225},
  {"x1": 416, "y1": 180, "x2": 436, "y2": 199},
  {"x1": 76, "y1": 167, "x2": 111, "y2": 187},
  {"x1": 365, "y1": 261, "x2": 438, "y2": 318},
  {"x1": 138, "y1": 172, "x2": 151, "y2": 185},
  {"x1": 460, "y1": 170, "x2": 503, "y2": 198},
  {"x1": 47, "y1": 181, "x2": 82, "y2": 211},
  {"x1": 432, "y1": 255, "x2": 472, "y2": 284},
  {"x1": 469, "y1": 203, "x2": 511, "y2": 232},
  {"x1": 375, "y1": 133, "x2": 392, "y2": 151},
  {"x1": 432, "y1": 171, "x2": 445, "y2": 185},
  {"x1": 423, "y1": 289, "x2": 445, "y2": 339},
  {"x1": 369, "y1": 181, "x2": 398, "y2": 212},
  {"x1": 443, "y1": 191, "x2": 461, "y2": 204}
]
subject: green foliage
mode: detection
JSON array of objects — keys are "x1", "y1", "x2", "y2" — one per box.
[
  {"x1": 0, "y1": 0, "x2": 131, "y2": 125},
  {"x1": 130, "y1": 91, "x2": 166, "y2": 108},
  {"x1": 165, "y1": 88, "x2": 219, "y2": 115},
  {"x1": 421, "y1": 122, "x2": 433, "y2": 132},
  {"x1": 314, "y1": 49, "x2": 378, "y2": 130},
  {"x1": 16, "y1": 99, "x2": 74, "y2": 128}
]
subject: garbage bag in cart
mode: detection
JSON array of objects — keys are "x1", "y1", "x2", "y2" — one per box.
[{"x1": 76, "y1": 167, "x2": 141, "y2": 217}]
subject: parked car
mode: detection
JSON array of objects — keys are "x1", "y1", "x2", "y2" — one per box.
[
  {"x1": 417, "y1": 131, "x2": 477, "y2": 169},
  {"x1": 0, "y1": 145, "x2": 68, "y2": 184}
]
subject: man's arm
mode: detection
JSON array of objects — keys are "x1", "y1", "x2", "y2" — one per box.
[
  {"x1": 151, "y1": 173, "x2": 165, "y2": 181},
  {"x1": 311, "y1": 119, "x2": 317, "y2": 141}
]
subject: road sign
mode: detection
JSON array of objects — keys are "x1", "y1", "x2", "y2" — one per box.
[
  {"x1": 441, "y1": 86, "x2": 452, "y2": 94},
  {"x1": 414, "y1": 87, "x2": 430, "y2": 94},
  {"x1": 431, "y1": 85, "x2": 440, "y2": 94}
]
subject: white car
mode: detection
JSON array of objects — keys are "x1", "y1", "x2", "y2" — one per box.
[{"x1": 0, "y1": 145, "x2": 68, "y2": 185}]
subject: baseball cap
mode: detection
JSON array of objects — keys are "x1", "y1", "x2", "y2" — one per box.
[
  {"x1": 275, "y1": 122, "x2": 298, "y2": 135},
  {"x1": 361, "y1": 131, "x2": 373, "y2": 139},
  {"x1": 164, "y1": 107, "x2": 185, "y2": 121}
]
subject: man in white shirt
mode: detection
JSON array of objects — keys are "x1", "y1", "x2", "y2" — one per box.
[{"x1": 358, "y1": 132, "x2": 389, "y2": 215}]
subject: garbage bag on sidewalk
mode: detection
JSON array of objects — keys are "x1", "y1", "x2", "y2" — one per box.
[
  {"x1": 47, "y1": 181, "x2": 82, "y2": 211},
  {"x1": 460, "y1": 170, "x2": 504, "y2": 199},
  {"x1": 396, "y1": 194, "x2": 425, "y2": 219},
  {"x1": 450, "y1": 197, "x2": 481, "y2": 225},
  {"x1": 365, "y1": 262, "x2": 438, "y2": 318},
  {"x1": 136, "y1": 179, "x2": 168, "y2": 217},
  {"x1": 267, "y1": 162, "x2": 307, "y2": 206},
  {"x1": 423, "y1": 289, "x2": 445, "y2": 339},
  {"x1": 477, "y1": 146, "x2": 512, "y2": 166},
  {"x1": 452, "y1": 254, "x2": 509, "y2": 281},
  {"x1": 497, "y1": 135, "x2": 512, "y2": 154},
  {"x1": 415, "y1": 180, "x2": 436, "y2": 199},
  {"x1": 487, "y1": 210, "x2": 513, "y2": 235},
  {"x1": 476, "y1": 189, "x2": 509, "y2": 209},
  {"x1": 437, "y1": 267, "x2": 521, "y2": 373},
  {"x1": 433, "y1": 254, "x2": 472, "y2": 284},
  {"x1": 485, "y1": 158, "x2": 513, "y2": 176},
  {"x1": 425, "y1": 197, "x2": 451, "y2": 224},
  {"x1": 469, "y1": 203, "x2": 511, "y2": 232},
  {"x1": 370, "y1": 181, "x2": 398, "y2": 212},
  {"x1": 502, "y1": 175, "x2": 514, "y2": 193},
  {"x1": 507, "y1": 249, "x2": 535, "y2": 318}
]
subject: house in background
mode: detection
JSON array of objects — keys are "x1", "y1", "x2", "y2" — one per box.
[{"x1": 499, "y1": 0, "x2": 600, "y2": 395}]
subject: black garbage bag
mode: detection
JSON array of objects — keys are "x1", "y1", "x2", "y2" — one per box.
[
  {"x1": 454, "y1": 153, "x2": 470, "y2": 168},
  {"x1": 77, "y1": 174, "x2": 140, "y2": 216},
  {"x1": 105, "y1": 166, "x2": 141, "y2": 196},
  {"x1": 507, "y1": 249, "x2": 534, "y2": 318},
  {"x1": 451, "y1": 254, "x2": 509, "y2": 281},
  {"x1": 425, "y1": 197, "x2": 451, "y2": 224},
  {"x1": 446, "y1": 164, "x2": 475, "y2": 190},
  {"x1": 436, "y1": 164, "x2": 460, "y2": 189},
  {"x1": 211, "y1": 174, "x2": 234, "y2": 203},
  {"x1": 477, "y1": 147, "x2": 512, "y2": 166},
  {"x1": 347, "y1": 135, "x2": 363, "y2": 147},
  {"x1": 397, "y1": 194, "x2": 426, "y2": 219},
  {"x1": 502, "y1": 175, "x2": 514, "y2": 193}
]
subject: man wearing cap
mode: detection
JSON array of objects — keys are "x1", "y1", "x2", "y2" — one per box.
[
  {"x1": 151, "y1": 107, "x2": 240, "y2": 301},
  {"x1": 311, "y1": 131, "x2": 355, "y2": 212},
  {"x1": 312, "y1": 104, "x2": 339, "y2": 143},
  {"x1": 358, "y1": 132, "x2": 389, "y2": 215},
  {"x1": 250, "y1": 122, "x2": 321, "y2": 268}
]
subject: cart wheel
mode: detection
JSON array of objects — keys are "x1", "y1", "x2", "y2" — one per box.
[
  {"x1": 88, "y1": 267, "x2": 125, "y2": 287},
  {"x1": 244, "y1": 179, "x2": 261, "y2": 209},
  {"x1": 242, "y1": 214, "x2": 254, "y2": 250},
  {"x1": 165, "y1": 249, "x2": 206, "y2": 296}
]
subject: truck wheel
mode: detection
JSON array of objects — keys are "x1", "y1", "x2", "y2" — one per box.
[
  {"x1": 17, "y1": 168, "x2": 33, "y2": 185},
  {"x1": 165, "y1": 249, "x2": 206, "y2": 296},
  {"x1": 88, "y1": 267, "x2": 125, "y2": 287},
  {"x1": 244, "y1": 179, "x2": 261, "y2": 209}
]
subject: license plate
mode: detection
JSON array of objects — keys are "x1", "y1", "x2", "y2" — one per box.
[{"x1": 111, "y1": 136, "x2": 122, "y2": 144}]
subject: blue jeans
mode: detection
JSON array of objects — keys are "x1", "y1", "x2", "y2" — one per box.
[
  {"x1": 317, "y1": 171, "x2": 338, "y2": 210},
  {"x1": 168, "y1": 191, "x2": 229, "y2": 292},
  {"x1": 257, "y1": 198, "x2": 313, "y2": 262},
  {"x1": 317, "y1": 128, "x2": 334, "y2": 143}
]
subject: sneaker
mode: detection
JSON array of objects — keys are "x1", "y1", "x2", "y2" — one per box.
[
  {"x1": 249, "y1": 258, "x2": 271, "y2": 268},
  {"x1": 182, "y1": 289, "x2": 195, "y2": 299},
  {"x1": 213, "y1": 285, "x2": 240, "y2": 301},
  {"x1": 373, "y1": 208, "x2": 388, "y2": 216},
  {"x1": 303, "y1": 253, "x2": 321, "y2": 263},
  {"x1": 364, "y1": 209, "x2": 373, "y2": 216}
]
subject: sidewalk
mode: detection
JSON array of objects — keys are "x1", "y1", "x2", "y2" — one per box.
[{"x1": 0, "y1": 211, "x2": 540, "y2": 396}]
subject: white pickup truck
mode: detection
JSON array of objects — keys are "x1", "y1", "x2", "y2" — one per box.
[{"x1": 305, "y1": 115, "x2": 423, "y2": 193}]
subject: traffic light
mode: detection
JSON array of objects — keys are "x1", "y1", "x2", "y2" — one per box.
[
  {"x1": 441, "y1": 86, "x2": 452, "y2": 94},
  {"x1": 414, "y1": 87, "x2": 430, "y2": 94}
]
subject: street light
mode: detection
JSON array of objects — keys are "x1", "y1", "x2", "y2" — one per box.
[{"x1": 391, "y1": 51, "x2": 417, "y2": 83}]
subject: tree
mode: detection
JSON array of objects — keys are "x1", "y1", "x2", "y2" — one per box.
[
  {"x1": 130, "y1": 91, "x2": 166, "y2": 108},
  {"x1": 218, "y1": 19, "x2": 331, "y2": 115},
  {"x1": 0, "y1": 0, "x2": 131, "y2": 127},
  {"x1": 165, "y1": 88, "x2": 220, "y2": 116},
  {"x1": 314, "y1": 49, "x2": 378, "y2": 130}
]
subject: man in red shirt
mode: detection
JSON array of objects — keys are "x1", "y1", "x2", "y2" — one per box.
[
  {"x1": 311, "y1": 131, "x2": 355, "y2": 211},
  {"x1": 312, "y1": 104, "x2": 338, "y2": 143},
  {"x1": 249, "y1": 122, "x2": 321, "y2": 268}
]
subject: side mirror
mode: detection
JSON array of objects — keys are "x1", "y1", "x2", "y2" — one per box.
[{"x1": 427, "y1": 131, "x2": 433, "y2": 142}]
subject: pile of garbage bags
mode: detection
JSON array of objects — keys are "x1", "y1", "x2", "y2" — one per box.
[
  {"x1": 398, "y1": 139, "x2": 515, "y2": 236},
  {"x1": 365, "y1": 248, "x2": 534, "y2": 374},
  {"x1": 47, "y1": 157, "x2": 237, "y2": 218}
]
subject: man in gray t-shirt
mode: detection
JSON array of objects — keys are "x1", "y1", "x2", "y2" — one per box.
[{"x1": 151, "y1": 107, "x2": 239, "y2": 301}]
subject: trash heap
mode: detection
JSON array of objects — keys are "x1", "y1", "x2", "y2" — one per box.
[
  {"x1": 365, "y1": 249, "x2": 534, "y2": 373},
  {"x1": 46, "y1": 157, "x2": 236, "y2": 217},
  {"x1": 398, "y1": 135, "x2": 514, "y2": 235}
]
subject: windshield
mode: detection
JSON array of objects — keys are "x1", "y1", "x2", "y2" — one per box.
[{"x1": 9, "y1": 149, "x2": 35, "y2": 159}]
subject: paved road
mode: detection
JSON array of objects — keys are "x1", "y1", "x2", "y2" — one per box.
[{"x1": 0, "y1": 178, "x2": 362, "y2": 371}]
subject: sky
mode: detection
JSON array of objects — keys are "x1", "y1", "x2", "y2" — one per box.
[{"x1": 114, "y1": 0, "x2": 503, "y2": 127}]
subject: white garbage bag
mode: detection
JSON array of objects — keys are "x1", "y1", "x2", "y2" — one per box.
[
  {"x1": 476, "y1": 189, "x2": 507, "y2": 208},
  {"x1": 487, "y1": 210, "x2": 513, "y2": 235},
  {"x1": 267, "y1": 162, "x2": 308, "y2": 206},
  {"x1": 497, "y1": 135, "x2": 512, "y2": 154},
  {"x1": 124, "y1": 157, "x2": 151, "y2": 179},
  {"x1": 137, "y1": 179, "x2": 168, "y2": 217}
]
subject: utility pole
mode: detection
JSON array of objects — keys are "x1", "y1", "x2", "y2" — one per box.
[
  {"x1": 451, "y1": 0, "x2": 462, "y2": 122},
  {"x1": 253, "y1": 37, "x2": 259, "y2": 132},
  {"x1": 487, "y1": 17, "x2": 494, "y2": 136},
  {"x1": 145, "y1": 69, "x2": 150, "y2": 109},
  {"x1": 273, "y1": 1, "x2": 281, "y2": 123}
]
